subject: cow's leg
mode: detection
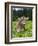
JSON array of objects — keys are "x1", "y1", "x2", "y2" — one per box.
[{"x1": 22, "y1": 24, "x2": 26, "y2": 31}]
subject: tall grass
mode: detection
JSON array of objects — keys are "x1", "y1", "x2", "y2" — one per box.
[{"x1": 11, "y1": 20, "x2": 32, "y2": 38}]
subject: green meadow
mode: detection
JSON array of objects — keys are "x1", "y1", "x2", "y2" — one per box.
[
  {"x1": 11, "y1": 7, "x2": 32, "y2": 38},
  {"x1": 11, "y1": 20, "x2": 32, "y2": 38}
]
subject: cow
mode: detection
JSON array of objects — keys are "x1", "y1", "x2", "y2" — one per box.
[{"x1": 16, "y1": 16, "x2": 29, "y2": 32}]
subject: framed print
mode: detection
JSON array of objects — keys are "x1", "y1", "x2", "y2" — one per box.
[{"x1": 5, "y1": 2, "x2": 37, "y2": 44}]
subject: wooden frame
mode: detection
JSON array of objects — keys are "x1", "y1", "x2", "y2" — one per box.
[{"x1": 5, "y1": 2, "x2": 37, "y2": 44}]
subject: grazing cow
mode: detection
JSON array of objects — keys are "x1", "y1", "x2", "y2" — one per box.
[{"x1": 16, "y1": 16, "x2": 29, "y2": 32}]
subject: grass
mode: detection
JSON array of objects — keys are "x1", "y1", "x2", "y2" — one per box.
[{"x1": 11, "y1": 20, "x2": 32, "y2": 38}]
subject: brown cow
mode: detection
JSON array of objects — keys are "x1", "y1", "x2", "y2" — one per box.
[{"x1": 16, "y1": 16, "x2": 29, "y2": 32}]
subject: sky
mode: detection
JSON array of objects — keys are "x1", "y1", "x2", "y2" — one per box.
[{"x1": 13, "y1": 8, "x2": 24, "y2": 11}]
